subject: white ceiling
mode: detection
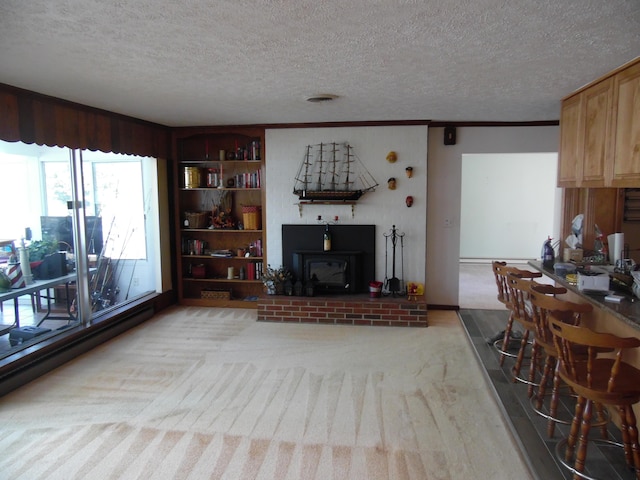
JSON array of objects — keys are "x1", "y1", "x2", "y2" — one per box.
[{"x1": 1, "y1": 1, "x2": 639, "y2": 127}]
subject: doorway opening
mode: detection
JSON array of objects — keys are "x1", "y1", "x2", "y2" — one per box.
[{"x1": 458, "y1": 152, "x2": 560, "y2": 309}]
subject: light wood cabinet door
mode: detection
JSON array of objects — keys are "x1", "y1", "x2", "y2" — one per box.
[
  {"x1": 558, "y1": 94, "x2": 583, "y2": 187},
  {"x1": 581, "y1": 77, "x2": 613, "y2": 186},
  {"x1": 610, "y1": 60, "x2": 640, "y2": 187}
]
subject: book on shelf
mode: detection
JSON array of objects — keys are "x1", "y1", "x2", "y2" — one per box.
[
  {"x1": 211, "y1": 249, "x2": 234, "y2": 257},
  {"x1": 232, "y1": 170, "x2": 261, "y2": 188},
  {"x1": 183, "y1": 238, "x2": 207, "y2": 255}
]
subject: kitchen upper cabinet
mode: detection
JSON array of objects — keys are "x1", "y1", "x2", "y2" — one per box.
[
  {"x1": 557, "y1": 77, "x2": 613, "y2": 187},
  {"x1": 557, "y1": 57, "x2": 639, "y2": 188},
  {"x1": 610, "y1": 60, "x2": 640, "y2": 187},
  {"x1": 582, "y1": 78, "x2": 613, "y2": 186},
  {"x1": 558, "y1": 94, "x2": 583, "y2": 186}
]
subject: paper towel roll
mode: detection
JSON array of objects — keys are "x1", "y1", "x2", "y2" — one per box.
[{"x1": 608, "y1": 233, "x2": 625, "y2": 263}]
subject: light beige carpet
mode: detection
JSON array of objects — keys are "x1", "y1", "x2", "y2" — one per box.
[
  {"x1": 0, "y1": 307, "x2": 532, "y2": 479},
  {"x1": 458, "y1": 262, "x2": 553, "y2": 310}
]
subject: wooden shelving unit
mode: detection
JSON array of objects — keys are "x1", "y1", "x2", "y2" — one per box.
[{"x1": 173, "y1": 127, "x2": 266, "y2": 308}]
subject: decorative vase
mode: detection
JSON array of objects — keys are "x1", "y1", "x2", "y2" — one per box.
[{"x1": 265, "y1": 281, "x2": 277, "y2": 295}]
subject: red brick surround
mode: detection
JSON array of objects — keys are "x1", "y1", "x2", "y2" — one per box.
[{"x1": 257, "y1": 294, "x2": 428, "y2": 327}]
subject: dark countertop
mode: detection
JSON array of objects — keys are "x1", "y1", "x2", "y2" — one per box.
[{"x1": 527, "y1": 260, "x2": 640, "y2": 332}]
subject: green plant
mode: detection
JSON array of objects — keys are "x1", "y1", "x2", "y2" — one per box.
[
  {"x1": 0, "y1": 267, "x2": 10, "y2": 292},
  {"x1": 27, "y1": 240, "x2": 59, "y2": 262}
]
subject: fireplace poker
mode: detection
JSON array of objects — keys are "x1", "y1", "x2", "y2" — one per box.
[{"x1": 383, "y1": 225, "x2": 405, "y2": 297}]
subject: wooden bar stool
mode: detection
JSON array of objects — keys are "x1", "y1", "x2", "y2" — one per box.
[
  {"x1": 505, "y1": 272, "x2": 548, "y2": 391},
  {"x1": 492, "y1": 261, "x2": 541, "y2": 366},
  {"x1": 548, "y1": 313, "x2": 640, "y2": 480},
  {"x1": 528, "y1": 285, "x2": 600, "y2": 438}
]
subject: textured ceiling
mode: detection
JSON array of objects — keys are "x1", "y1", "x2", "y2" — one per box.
[{"x1": 1, "y1": 0, "x2": 639, "y2": 127}]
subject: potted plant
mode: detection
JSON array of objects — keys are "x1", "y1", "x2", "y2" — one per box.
[
  {"x1": 0, "y1": 267, "x2": 11, "y2": 292},
  {"x1": 261, "y1": 264, "x2": 291, "y2": 295},
  {"x1": 27, "y1": 240, "x2": 59, "y2": 262},
  {"x1": 26, "y1": 240, "x2": 64, "y2": 279}
]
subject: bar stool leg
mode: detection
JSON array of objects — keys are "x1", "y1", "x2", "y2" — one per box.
[
  {"x1": 499, "y1": 312, "x2": 515, "y2": 367},
  {"x1": 574, "y1": 399, "x2": 594, "y2": 478},
  {"x1": 544, "y1": 357, "x2": 561, "y2": 438},
  {"x1": 594, "y1": 403, "x2": 608, "y2": 440},
  {"x1": 620, "y1": 405, "x2": 640, "y2": 478},
  {"x1": 567, "y1": 395, "x2": 586, "y2": 462},
  {"x1": 620, "y1": 405, "x2": 633, "y2": 469},
  {"x1": 512, "y1": 329, "x2": 531, "y2": 383},
  {"x1": 536, "y1": 356, "x2": 553, "y2": 411},
  {"x1": 526, "y1": 340, "x2": 541, "y2": 398}
]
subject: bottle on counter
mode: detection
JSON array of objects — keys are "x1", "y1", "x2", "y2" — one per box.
[
  {"x1": 323, "y1": 224, "x2": 332, "y2": 252},
  {"x1": 541, "y1": 236, "x2": 555, "y2": 268}
]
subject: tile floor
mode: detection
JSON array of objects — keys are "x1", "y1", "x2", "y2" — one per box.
[
  {"x1": 460, "y1": 309, "x2": 637, "y2": 480},
  {"x1": 458, "y1": 262, "x2": 639, "y2": 479}
]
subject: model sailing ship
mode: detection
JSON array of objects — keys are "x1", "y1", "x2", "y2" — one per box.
[{"x1": 293, "y1": 142, "x2": 378, "y2": 201}]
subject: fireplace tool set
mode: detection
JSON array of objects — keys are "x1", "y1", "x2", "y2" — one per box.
[{"x1": 383, "y1": 225, "x2": 405, "y2": 296}]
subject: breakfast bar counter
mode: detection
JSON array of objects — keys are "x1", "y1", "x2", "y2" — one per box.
[
  {"x1": 528, "y1": 260, "x2": 640, "y2": 332},
  {"x1": 528, "y1": 259, "x2": 640, "y2": 428},
  {"x1": 522, "y1": 259, "x2": 640, "y2": 472}
]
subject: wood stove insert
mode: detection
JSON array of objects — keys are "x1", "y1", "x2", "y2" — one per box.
[{"x1": 282, "y1": 224, "x2": 375, "y2": 294}]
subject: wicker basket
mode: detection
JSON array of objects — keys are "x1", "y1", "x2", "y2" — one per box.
[
  {"x1": 201, "y1": 289, "x2": 231, "y2": 300},
  {"x1": 242, "y1": 205, "x2": 262, "y2": 230},
  {"x1": 185, "y1": 211, "x2": 209, "y2": 229}
]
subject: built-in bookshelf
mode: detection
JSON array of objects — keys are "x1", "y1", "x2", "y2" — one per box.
[{"x1": 173, "y1": 127, "x2": 266, "y2": 308}]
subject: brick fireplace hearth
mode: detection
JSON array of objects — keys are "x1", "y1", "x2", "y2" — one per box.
[{"x1": 257, "y1": 294, "x2": 427, "y2": 327}]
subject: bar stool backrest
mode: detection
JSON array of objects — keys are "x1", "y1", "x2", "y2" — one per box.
[
  {"x1": 492, "y1": 261, "x2": 510, "y2": 307},
  {"x1": 527, "y1": 284, "x2": 574, "y2": 352},
  {"x1": 492, "y1": 261, "x2": 541, "y2": 309},
  {"x1": 548, "y1": 313, "x2": 640, "y2": 398},
  {"x1": 505, "y1": 273, "x2": 543, "y2": 328}
]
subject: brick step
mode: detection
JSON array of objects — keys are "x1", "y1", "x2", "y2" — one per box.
[{"x1": 257, "y1": 294, "x2": 427, "y2": 327}]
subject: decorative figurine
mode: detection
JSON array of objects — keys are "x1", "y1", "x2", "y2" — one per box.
[
  {"x1": 386, "y1": 151, "x2": 397, "y2": 163},
  {"x1": 406, "y1": 196, "x2": 414, "y2": 207},
  {"x1": 284, "y1": 279, "x2": 293, "y2": 295},
  {"x1": 405, "y1": 166, "x2": 413, "y2": 178},
  {"x1": 387, "y1": 177, "x2": 396, "y2": 190}
]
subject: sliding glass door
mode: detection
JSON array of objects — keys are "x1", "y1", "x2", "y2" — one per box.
[{"x1": 0, "y1": 140, "x2": 161, "y2": 357}]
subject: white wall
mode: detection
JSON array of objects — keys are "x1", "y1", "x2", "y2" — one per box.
[
  {"x1": 427, "y1": 126, "x2": 560, "y2": 306},
  {"x1": 265, "y1": 126, "x2": 428, "y2": 286},
  {"x1": 263, "y1": 125, "x2": 560, "y2": 307},
  {"x1": 460, "y1": 153, "x2": 560, "y2": 260}
]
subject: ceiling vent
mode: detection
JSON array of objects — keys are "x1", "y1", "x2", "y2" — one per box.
[{"x1": 306, "y1": 94, "x2": 338, "y2": 103}]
